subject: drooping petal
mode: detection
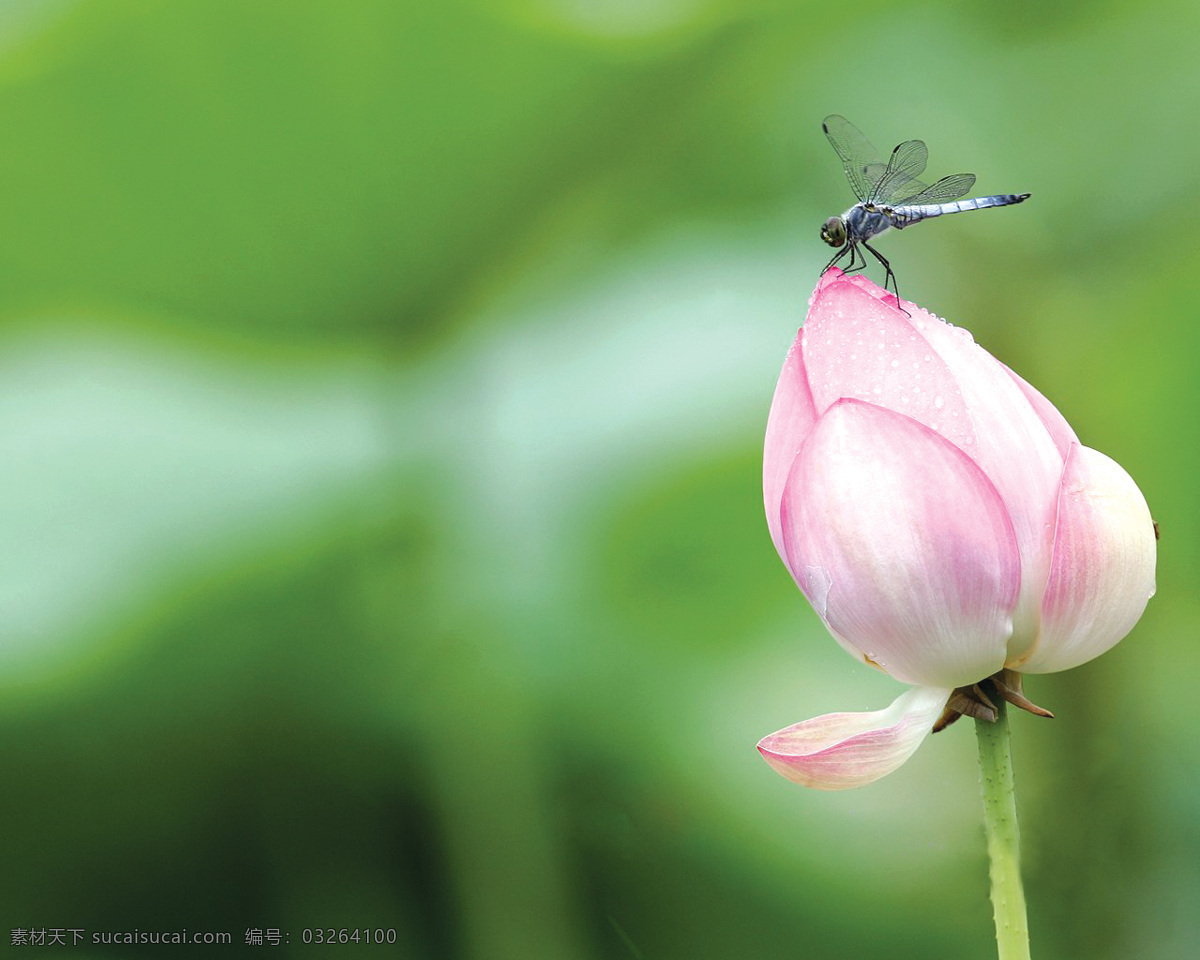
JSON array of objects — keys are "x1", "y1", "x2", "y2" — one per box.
[
  {"x1": 763, "y1": 326, "x2": 817, "y2": 563},
  {"x1": 782, "y1": 398, "x2": 1019, "y2": 688},
  {"x1": 757, "y1": 685, "x2": 951, "y2": 790},
  {"x1": 1014, "y1": 443, "x2": 1157, "y2": 674}
]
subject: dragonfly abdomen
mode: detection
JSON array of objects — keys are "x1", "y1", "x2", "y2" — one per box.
[{"x1": 884, "y1": 193, "x2": 1031, "y2": 229}]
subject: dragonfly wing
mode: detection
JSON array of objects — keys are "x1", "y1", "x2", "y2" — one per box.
[
  {"x1": 870, "y1": 139, "x2": 930, "y2": 204},
  {"x1": 823, "y1": 114, "x2": 884, "y2": 202},
  {"x1": 898, "y1": 173, "x2": 977, "y2": 205}
]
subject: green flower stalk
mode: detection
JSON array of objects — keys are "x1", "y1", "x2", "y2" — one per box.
[{"x1": 976, "y1": 694, "x2": 1031, "y2": 960}]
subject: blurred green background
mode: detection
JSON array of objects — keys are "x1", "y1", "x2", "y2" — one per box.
[{"x1": 0, "y1": 1, "x2": 1194, "y2": 957}]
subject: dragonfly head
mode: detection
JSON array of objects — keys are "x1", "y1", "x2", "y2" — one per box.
[{"x1": 821, "y1": 216, "x2": 847, "y2": 249}]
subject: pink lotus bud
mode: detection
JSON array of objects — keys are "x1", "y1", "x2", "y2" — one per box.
[{"x1": 759, "y1": 270, "x2": 1156, "y2": 789}]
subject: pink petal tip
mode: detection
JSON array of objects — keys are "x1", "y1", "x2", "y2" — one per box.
[{"x1": 757, "y1": 686, "x2": 950, "y2": 790}]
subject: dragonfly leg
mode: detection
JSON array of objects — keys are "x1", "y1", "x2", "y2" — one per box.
[
  {"x1": 823, "y1": 242, "x2": 856, "y2": 276},
  {"x1": 844, "y1": 242, "x2": 864, "y2": 274},
  {"x1": 861, "y1": 240, "x2": 898, "y2": 297},
  {"x1": 860, "y1": 240, "x2": 910, "y2": 316}
]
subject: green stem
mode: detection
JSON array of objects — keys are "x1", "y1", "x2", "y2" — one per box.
[{"x1": 975, "y1": 697, "x2": 1032, "y2": 960}]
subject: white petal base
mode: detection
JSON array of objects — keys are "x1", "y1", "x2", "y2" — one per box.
[{"x1": 757, "y1": 686, "x2": 951, "y2": 790}]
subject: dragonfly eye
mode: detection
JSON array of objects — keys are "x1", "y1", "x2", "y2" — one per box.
[{"x1": 821, "y1": 217, "x2": 846, "y2": 248}]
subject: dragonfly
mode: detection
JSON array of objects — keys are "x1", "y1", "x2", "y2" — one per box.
[{"x1": 819, "y1": 114, "x2": 1030, "y2": 299}]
